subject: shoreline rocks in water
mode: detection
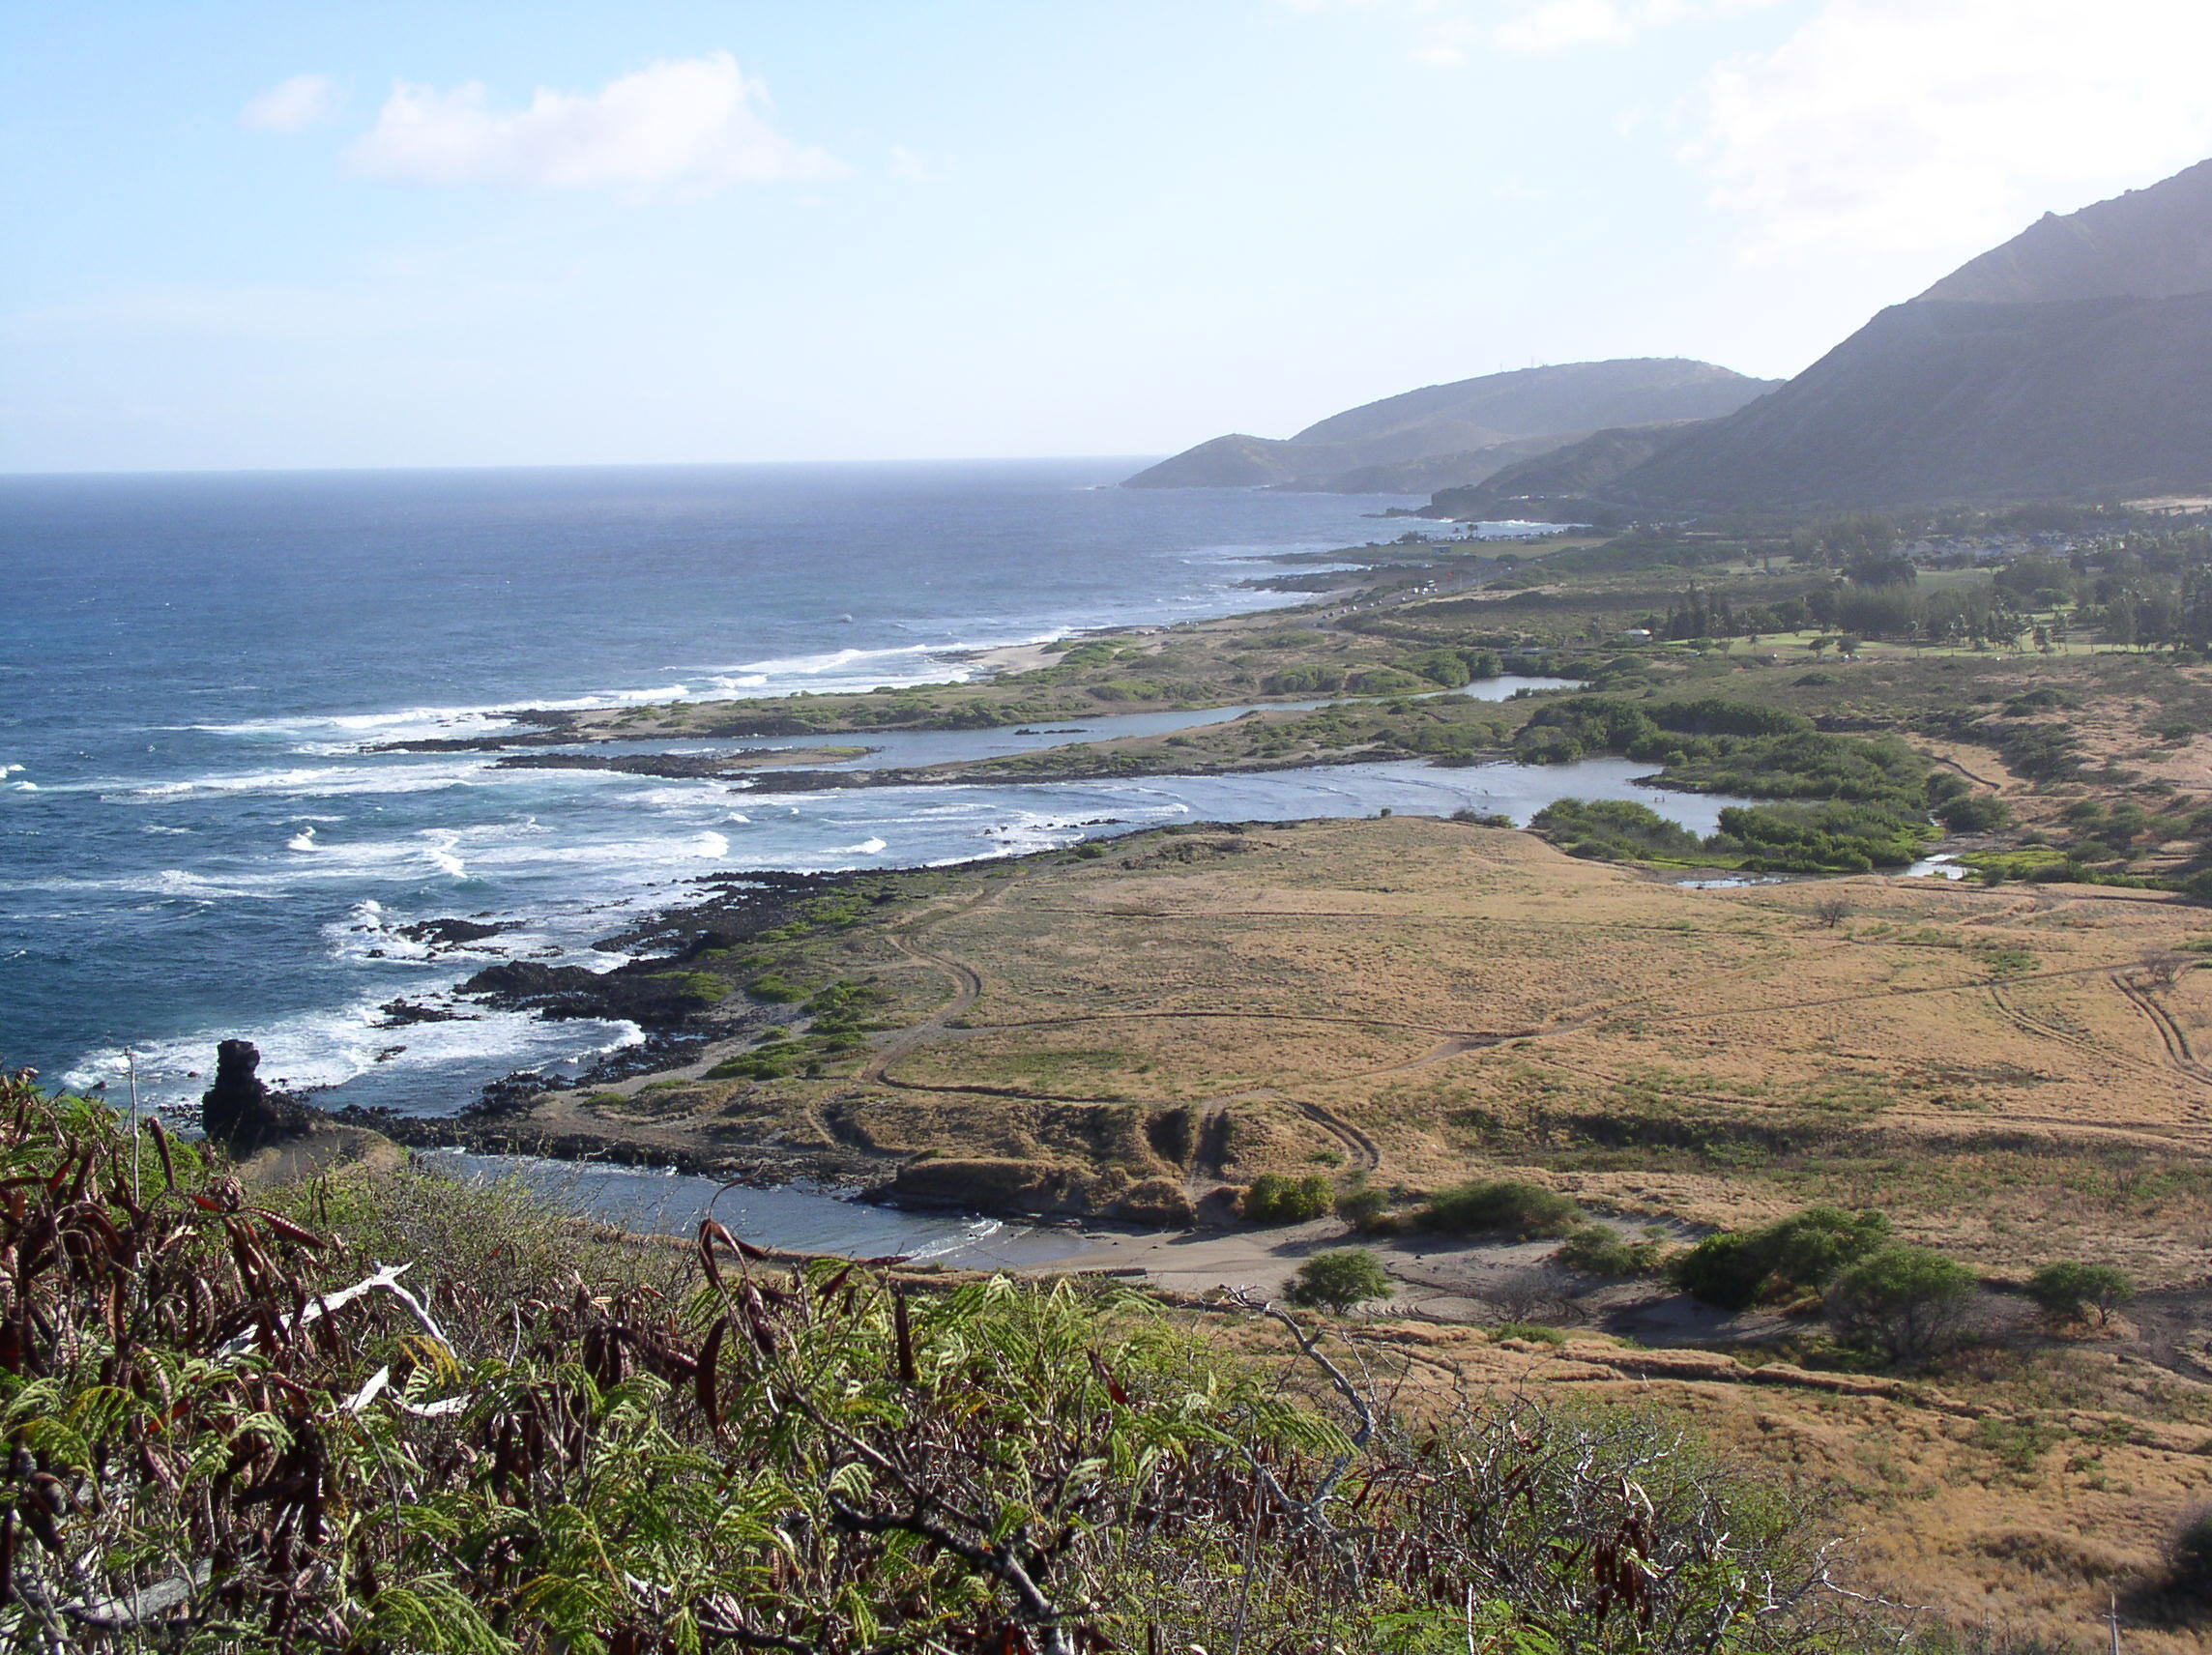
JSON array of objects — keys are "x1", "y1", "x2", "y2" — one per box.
[
  {"x1": 457, "y1": 961, "x2": 727, "y2": 1029},
  {"x1": 883, "y1": 1158, "x2": 1199, "y2": 1229},
  {"x1": 395, "y1": 917, "x2": 515, "y2": 948},
  {"x1": 375, "y1": 998, "x2": 476, "y2": 1028},
  {"x1": 441, "y1": 867, "x2": 893, "y2": 1063},
  {"x1": 200, "y1": 1039, "x2": 407, "y2": 1185}
]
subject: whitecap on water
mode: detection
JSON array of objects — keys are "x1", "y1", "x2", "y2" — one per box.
[
  {"x1": 63, "y1": 999, "x2": 646, "y2": 1118},
  {"x1": 102, "y1": 761, "x2": 495, "y2": 802}
]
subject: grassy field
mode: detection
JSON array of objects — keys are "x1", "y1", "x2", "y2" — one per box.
[{"x1": 483, "y1": 817, "x2": 2212, "y2": 1272}]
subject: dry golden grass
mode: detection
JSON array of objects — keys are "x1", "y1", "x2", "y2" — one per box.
[
  {"x1": 528, "y1": 814, "x2": 2212, "y2": 1281},
  {"x1": 1262, "y1": 1315, "x2": 2212, "y2": 1655}
]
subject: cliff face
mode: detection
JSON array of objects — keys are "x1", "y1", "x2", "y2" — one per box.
[
  {"x1": 1121, "y1": 359, "x2": 1775, "y2": 491},
  {"x1": 1557, "y1": 157, "x2": 2212, "y2": 512}
]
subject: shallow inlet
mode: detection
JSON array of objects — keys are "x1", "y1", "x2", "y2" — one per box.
[{"x1": 426, "y1": 1148, "x2": 1096, "y2": 1269}]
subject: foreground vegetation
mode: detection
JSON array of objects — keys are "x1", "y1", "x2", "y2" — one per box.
[{"x1": 4, "y1": 1070, "x2": 1927, "y2": 1653}]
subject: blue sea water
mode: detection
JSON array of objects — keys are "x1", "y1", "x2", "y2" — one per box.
[{"x1": 0, "y1": 460, "x2": 1733, "y2": 1119}]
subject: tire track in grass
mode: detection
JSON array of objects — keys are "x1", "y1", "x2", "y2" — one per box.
[{"x1": 2110, "y1": 971, "x2": 2212, "y2": 1090}]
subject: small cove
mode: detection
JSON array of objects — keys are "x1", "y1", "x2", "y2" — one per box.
[{"x1": 428, "y1": 1148, "x2": 1099, "y2": 1269}]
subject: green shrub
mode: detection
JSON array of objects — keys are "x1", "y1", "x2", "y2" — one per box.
[
  {"x1": 1241, "y1": 1172, "x2": 1335, "y2": 1226},
  {"x1": 1825, "y1": 1244, "x2": 1977, "y2": 1363},
  {"x1": 1935, "y1": 792, "x2": 2014, "y2": 832},
  {"x1": 1416, "y1": 1178, "x2": 1581, "y2": 1239},
  {"x1": 1670, "y1": 1231, "x2": 1771, "y2": 1311},
  {"x1": 745, "y1": 973, "x2": 809, "y2": 1002},
  {"x1": 709, "y1": 1052, "x2": 800, "y2": 1081},
  {"x1": 648, "y1": 970, "x2": 733, "y2": 1006},
  {"x1": 1759, "y1": 1206, "x2": 1892, "y2": 1290},
  {"x1": 1285, "y1": 1248, "x2": 1393, "y2": 1313},
  {"x1": 1490, "y1": 1321, "x2": 1567, "y2": 1346},
  {"x1": 1671, "y1": 1206, "x2": 1890, "y2": 1310},
  {"x1": 1556, "y1": 1224, "x2": 1667, "y2": 1277},
  {"x1": 1711, "y1": 801, "x2": 1928, "y2": 872},
  {"x1": 1348, "y1": 666, "x2": 1428, "y2": 696},
  {"x1": 1262, "y1": 665, "x2": 1346, "y2": 694},
  {"x1": 1530, "y1": 798, "x2": 1702, "y2": 860},
  {"x1": 1400, "y1": 648, "x2": 1472, "y2": 688},
  {"x1": 1334, "y1": 1181, "x2": 1398, "y2": 1234},
  {"x1": 2164, "y1": 1508, "x2": 2212, "y2": 1605},
  {"x1": 2023, "y1": 1260, "x2": 2135, "y2": 1325}
]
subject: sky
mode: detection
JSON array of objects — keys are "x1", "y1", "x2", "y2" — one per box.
[{"x1": 7, "y1": 0, "x2": 2212, "y2": 473}]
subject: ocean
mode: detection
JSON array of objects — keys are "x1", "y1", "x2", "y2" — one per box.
[{"x1": 0, "y1": 459, "x2": 1740, "y2": 1122}]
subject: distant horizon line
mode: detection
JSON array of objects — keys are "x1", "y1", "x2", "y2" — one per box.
[{"x1": 0, "y1": 453, "x2": 1174, "y2": 482}]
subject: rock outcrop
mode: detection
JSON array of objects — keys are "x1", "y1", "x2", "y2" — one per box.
[{"x1": 199, "y1": 1039, "x2": 316, "y2": 1158}]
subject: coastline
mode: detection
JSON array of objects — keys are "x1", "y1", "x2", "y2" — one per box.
[
  {"x1": 180, "y1": 527, "x2": 1602, "y2": 1237},
  {"x1": 310, "y1": 528, "x2": 1586, "y2": 1204},
  {"x1": 368, "y1": 533, "x2": 1531, "y2": 752},
  {"x1": 954, "y1": 638, "x2": 1063, "y2": 677}
]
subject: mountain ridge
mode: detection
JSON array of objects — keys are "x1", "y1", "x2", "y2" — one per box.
[
  {"x1": 1121, "y1": 359, "x2": 1776, "y2": 492},
  {"x1": 1424, "y1": 156, "x2": 2212, "y2": 517}
]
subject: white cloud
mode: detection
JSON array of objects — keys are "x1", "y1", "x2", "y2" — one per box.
[
  {"x1": 1276, "y1": 0, "x2": 1776, "y2": 64},
  {"x1": 1684, "y1": 0, "x2": 2212, "y2": 263},
  {"x1": 240, "y1": 73, "x2": 342, "y2": 132},
  {"x1": 346, "y1": 52, "x2": 844, "y2": 192}
]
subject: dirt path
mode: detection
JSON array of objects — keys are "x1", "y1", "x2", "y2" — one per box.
[
  {"x1": 858, "y1": 883, "x2": 1004, "y2": 1085},
  {"x1": 1982, "y1": 980, "x2": 2167, "y2": 1084},
  {"x1": 2110, "y1": 970, "x2": 2212, "y2": 1089}
]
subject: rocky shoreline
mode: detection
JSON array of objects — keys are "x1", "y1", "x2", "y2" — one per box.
[{"x1": 329, "y1": 864, "x2": 900, "y2": 1167}]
